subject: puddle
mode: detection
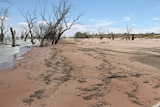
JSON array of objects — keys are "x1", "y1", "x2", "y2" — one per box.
[
  {"x1": 0, "y1": 46, "x2": 33, "y2": 70},
  {"x1": 132, "y1": 55, "x2": 160, "y2": 69}
]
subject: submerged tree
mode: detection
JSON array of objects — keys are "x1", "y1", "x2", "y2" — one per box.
[
  {"x1": 10, "y1": 27, "x2": 16, "y2": 47},
  {"x1": 0, "y1": 0, "x2": 12, "y2": 44}
]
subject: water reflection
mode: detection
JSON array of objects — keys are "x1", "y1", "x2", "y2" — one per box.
[
  {"x1": 0, "y1": 46, "x2": 32, "y2": 70},
  {"x1": 0, "y1": 61, "x2": 15, "y2": 70},
  {"x1": 0, "y1": 45, "x2": 19, "y2": 63}
]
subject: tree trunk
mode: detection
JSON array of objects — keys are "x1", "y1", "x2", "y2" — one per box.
[
  {"x1": 55, "y1": 36, "x2": 60, "y2": 44},
  {"x1": 29, "y1": 30, "x2": 35, "y2": 44},
  {"x1": 131, "y1": 34, "x2": 135, "y2": 40},
  {"x1": 0, "y1": 32, "x2": 4, "y2": 43},
  {"x1": 111, "y1": 32, "x2": 114, "y2": 40},
  {"x1": 40, "y1": 37, "x2": 44, "y2": 47},
  {"x1": 10, "y1": 27, "x2": 16, "y2": 47},
  {"x1": 127, "y1": 34, "x2": 130, "y2": 40},
  {"x1": 24, "y1": 34, "x2": 28, "y2": 41}
]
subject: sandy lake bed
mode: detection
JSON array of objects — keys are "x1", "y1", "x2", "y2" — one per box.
[{"x1": 0, "y1": 38, "x2": 160, "y2": 107}]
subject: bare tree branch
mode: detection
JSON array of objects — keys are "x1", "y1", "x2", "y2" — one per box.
[
  {"x1": 126, "y1": 25, "x2": 132, "y2": 40},
  {"x1": 20, "y1": 8, "x2": 37, "y2": 44},
  {"x1": 38, "y1": 0, "x2": 81, "y2": 46}
]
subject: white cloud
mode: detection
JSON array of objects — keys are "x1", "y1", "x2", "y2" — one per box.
[
  {"x1": 129, "y1": 12, "x2": 135, "y2": 17},
  {"x1": 153, "y1": 17, "x2": 160, "y2": 21},
  {"x1": 0, "y1": 16, "x2": 10, "y2": 20},
  {"x1": 97, "y1": 20, "x2": 114, "y2": 27},
  {"x1": 131, "y1": 24, "x2": 136, "y2": 26},
  {"x1": 5, "y1": 17, "x2": 10, "y2": 21},
  {"x1": 64, "y1": 20, "x2": 115, "y2": 37},
  {"x1": 38, "y1": 20, "x2": 47, "y2": 25},
  {"x1": 18, "y1": 22, "x2": 28, "y2": 26},
  {"x1": 90, "y1": 19, "x2": 96, "y2": 22},
  {"x1": 149, "y1": 27, "x2": 160, "y2": 32},
  {"x1": 107, "y1": 27, "x2": 125, "y2": 34},
  {"x1": 64, "y1": 24, "x2": 92, "y2": 37},
  {"x1": 129, "y1": 27, "x2": 160, "y2": 34},
  {"x1": 107, "y1": 27, "x2": 160, "y2": 34},
  {"x1": 89, "y1": 19, "x2": 114, "y2": 27},
  {"x1": 65, "y1": 24, "x2": 160, "y2": 37},
  {"x1": 64, "y1": 19, "x2": 115, "y2": 37},
  {"x1": 122, "y1": 16, "x2": 131, "y2": 22}
]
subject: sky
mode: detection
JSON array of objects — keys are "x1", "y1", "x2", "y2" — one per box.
[{"x1": 1, "y1": 0, "x2": 160, "y2": 36}]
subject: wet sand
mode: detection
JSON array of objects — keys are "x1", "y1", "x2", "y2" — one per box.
[
  {"x1": 133, "y1": 55, "x2": 160, "y2": 69},
  {"x1": 0, "y1": 38, "x2": 160, "y2": 107}
]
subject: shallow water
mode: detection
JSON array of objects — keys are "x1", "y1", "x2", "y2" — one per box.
[
  {"x1": 0, "y1": 46, "x2": 32, "y2": 70},
  {"x1": 0, "y1": 45, "x2": 19, "y2": 63},
  {"x1": 0, "y1": 39, "x2": 39, "y2": 70}
]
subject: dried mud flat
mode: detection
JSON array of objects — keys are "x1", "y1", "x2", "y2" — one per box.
[{"x1": 0, "y1": 38, "x2": 160, "y2": 107}]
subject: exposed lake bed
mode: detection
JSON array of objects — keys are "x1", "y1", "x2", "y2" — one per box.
[{"x1": 0, "y1": 38, "x2": 159, "y2": 107}]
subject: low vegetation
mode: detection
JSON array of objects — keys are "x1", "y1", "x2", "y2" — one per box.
[{"x1": 74, "y1": 31, "x2": 160, "y2": 40}]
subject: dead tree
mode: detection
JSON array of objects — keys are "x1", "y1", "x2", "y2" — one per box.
[
  {"x1": 10, "y1": 27, "x2": 16, "y2": 47},
  {"x1": 131, "y1": 34, "x2": 136, "y2": 40},
  {"x1": 20, "y1": 9, "x2": 36, "y2": 44},
  {"x1": 97, "y1": 26, "x2": 104, "y2": 39},
  {"x1": 20, "y1": 27, "x2": 26, "y2": 40},
  {"x1": 0, "y1": 7, "x2": 9, "y2": 43},
  {"x1": 126, "y1": 26, "x2": 132, "y2": 40},
  {"x1": 39, "y1": 0, "x2": 81, "y2": 46},
  {"x1": 111, "y1": 32, "x2": 115, "y2": 40},
  {"x1": 107, "y1": 29, "x2": 115, "y2": 40},
  {"x1": 54, "y1": 12, "x2": 81, "y2": 44}
]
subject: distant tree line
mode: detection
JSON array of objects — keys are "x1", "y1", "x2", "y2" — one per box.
[
  {"x1": 74, "y1": 25, "x2": 160, "y2": 40},
  {"x1": 74, "y1": 32, "x2": 92, "y2": 38},
  {"x1": 74, "y1": 31, "x2": 160, "y2": 40}
]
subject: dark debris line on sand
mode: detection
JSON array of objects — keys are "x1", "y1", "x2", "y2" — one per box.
[
  {"x1": 23, "y1": 47, "x2": 73, "y2": 106},
  {"x1": 77, "y1": 45, "x2": 154, "y2": 107}
]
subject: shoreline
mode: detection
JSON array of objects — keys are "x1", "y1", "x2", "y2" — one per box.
[
  {"x1": 0, "y1": 45, "x2": 51, "y2": 107},
  {"x1": 0, "y1": 38, "x2": 160, "y2": 107}
]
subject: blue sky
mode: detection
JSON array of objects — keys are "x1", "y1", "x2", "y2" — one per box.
[{"x1": 1, "y1": 0, "x2": 160, "y2": 36}]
